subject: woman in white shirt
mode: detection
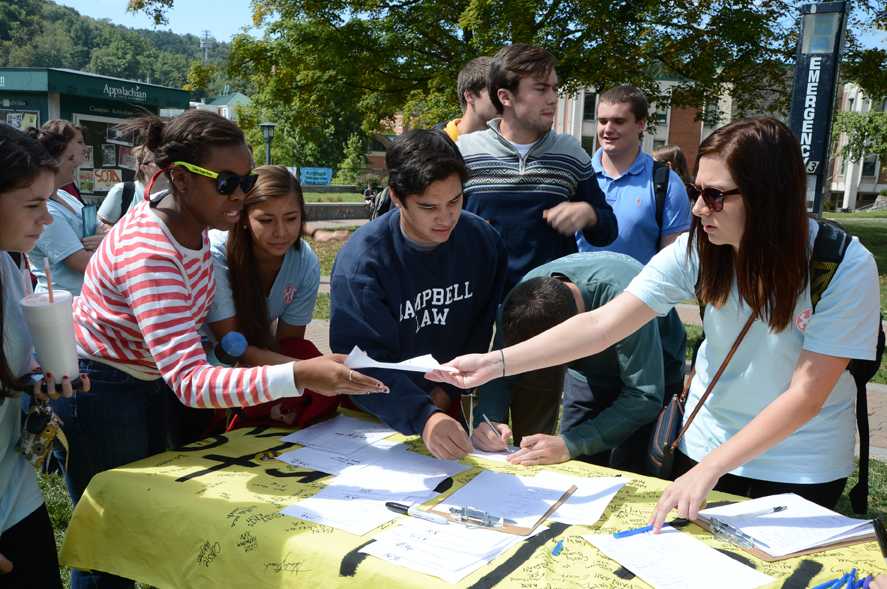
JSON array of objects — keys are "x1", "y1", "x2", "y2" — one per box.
[
  {"x1": 26, "y1": 120, "x2": 101, "y2": 295},
  {"x1": 431, "y1": 117, "x2": 880, "y2": 528}
]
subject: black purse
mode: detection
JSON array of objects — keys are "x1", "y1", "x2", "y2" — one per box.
[{"x1": 646, "y1": 314, "x2": 755, "y2": 479}]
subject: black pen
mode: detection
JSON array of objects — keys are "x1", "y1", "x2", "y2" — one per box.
[
  {"x1": 385, "y1": 502, "x2": 449, "y2": 525},
  {"x1": 873, "y1": 516, "x2": 887, "y2": 565}
]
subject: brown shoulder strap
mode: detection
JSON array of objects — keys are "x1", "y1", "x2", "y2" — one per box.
[{"x1": 669, "y1": 313, "x2": 756, "y2": 451}]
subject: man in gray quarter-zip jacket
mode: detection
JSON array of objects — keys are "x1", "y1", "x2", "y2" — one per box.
[{"x1": 458, "y1": 43, "x2": 617, "y2": 294}]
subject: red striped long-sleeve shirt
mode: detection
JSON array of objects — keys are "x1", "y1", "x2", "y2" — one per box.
[{"x1": 74, "y1": 201, "x2": 297, "y2": 408}]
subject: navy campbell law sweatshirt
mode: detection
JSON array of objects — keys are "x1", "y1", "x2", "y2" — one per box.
[{"x1": 330, "y1": 209, "x2": 506, "y2": 435}]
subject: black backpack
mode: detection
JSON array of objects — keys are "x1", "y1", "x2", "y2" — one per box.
[
  {"x1": 652, "y1": 160, "x2": 670, "y2": 233},
  {"x1": 810, "y1": 220, "x2": 885, "y2": 514},
  {"x1": 368, "y1": 186, "x2": 392, "y2": 221},
  {"x1": 120, "y1": 181, "x2": 136, "y2": 220},
  {"x1": 369, "y1": 160, "x2": 671, "y2": 223}
]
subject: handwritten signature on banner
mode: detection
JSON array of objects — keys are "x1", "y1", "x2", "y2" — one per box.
[{"x1": 60, "y1": 425, "x2": 887, "y2": 589}]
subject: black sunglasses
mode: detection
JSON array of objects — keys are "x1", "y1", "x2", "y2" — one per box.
[
  {"x1": 686, "y1": 184, "x2": 741, "y2": 213},
  {"x1": 173, "y1": 161, "x2": 258, "y2": 196}
]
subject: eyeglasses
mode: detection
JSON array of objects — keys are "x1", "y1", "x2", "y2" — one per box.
[
  {"x1": 173, "y1": 161, "x2": 258, "y2": 196},
  {"x1": 686, "y1": 183, "x2": 741, "y2": 213}
]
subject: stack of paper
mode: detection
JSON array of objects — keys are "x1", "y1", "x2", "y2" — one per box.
[
  {"x1": 360, "y1": 517, "x2": 528, "y2": 583},
  {"x1": 281, "y1": 453, "x2": 468, "y2": 535},
  {"x1": 279, "y1": 414, "x2": 397, "y2": 455},
  {"x1": 586, "y1": 526, "x2": 774, "y2": 589},
  {"x1": 465, "y1": 446, "x2": 519, "y2": 463},
  {"x1": 533, "y1": 471, "x2": 627, "y2": 525},
  {"x1": 698, "y1": 493, "x2": 873, "y2": 557},
  {"x1": 435, "y1": 470, "x2": 625, "y2": 529},
  {"x1": 278, "y1": 415, "x2": 470, "y2": 535}
]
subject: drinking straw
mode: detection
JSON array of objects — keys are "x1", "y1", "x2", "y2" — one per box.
[{"x1": 43, "y1": 259, "x2": 54, "y2": 303}]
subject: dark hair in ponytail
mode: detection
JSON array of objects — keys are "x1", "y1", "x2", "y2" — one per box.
[
  {"x1": 0, "y1": 124, "x2": 58, "y2": 396},
  {"x1": 116, "y1": 110, "x2": 246, "y2": 194},
  {"x1": 26, "y1": 119, "x2": 85, "y2": 159}
]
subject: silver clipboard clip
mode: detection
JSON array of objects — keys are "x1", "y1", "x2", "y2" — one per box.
[{"x1": 448, "y1": 505, "x2": 507, "y2": 529}]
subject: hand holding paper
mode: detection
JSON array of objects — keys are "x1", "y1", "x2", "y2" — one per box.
[{"x1": 345, "y1": 346, "x2": 458, "y2": 374}]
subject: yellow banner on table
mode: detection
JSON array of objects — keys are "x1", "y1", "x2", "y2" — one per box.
[{"x1": 61, "y1": 424, "x2": 886, "y2": 588}]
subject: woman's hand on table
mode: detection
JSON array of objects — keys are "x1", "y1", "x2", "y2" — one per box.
[{"x1": 650, "y1": 462, "x2": 721, "y2": 532}]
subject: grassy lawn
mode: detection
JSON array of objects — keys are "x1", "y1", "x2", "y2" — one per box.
[
  {"x1": 303, "y1": 192, "x2": 364, "y2": 203},
  {"x1": 315, "y1": 292, "x2": 330, "y2": 320}
]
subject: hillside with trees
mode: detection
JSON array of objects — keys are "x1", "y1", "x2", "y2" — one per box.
[{"x1": 0, "y1": 0, "x2": 245, "y2": 97}]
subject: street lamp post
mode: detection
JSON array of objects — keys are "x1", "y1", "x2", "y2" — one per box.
[
  {"x1": 788, "y1": 1, "x2": 847, "y2": 216},
  {"x1": 259, "y1": 122, "x2": 276, "y2": 165}
]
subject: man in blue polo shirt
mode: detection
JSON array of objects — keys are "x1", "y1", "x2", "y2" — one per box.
[{"x1": 577, "y1": 85, "x2": 691, "y2": 262}]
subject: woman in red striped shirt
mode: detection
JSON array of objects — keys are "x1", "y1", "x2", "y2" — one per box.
[{"x1": 52, "y1": 110, "x2": 385, "y2": 589}]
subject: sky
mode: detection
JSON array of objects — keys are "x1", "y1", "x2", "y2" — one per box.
[
  {"x1": 56, "y1": 0, "x2": 259, "y2": 42},
  {"x1": 58, "y1": 0, "x2": 884, "y2": 48}
]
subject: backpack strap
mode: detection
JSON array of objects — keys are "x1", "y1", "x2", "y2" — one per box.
[
  {"x1": 811, "y1": 219, "x2": 874, "y2": 514},
  {"x1": 810, "y1": 220, "x2": 851, "y2": 313},
  {"x1": 652, "y1": 160, "x2": 670, "y2": 233},
  {"x1": 120, "y1": 181, "x2": 136, "y2": 219}
]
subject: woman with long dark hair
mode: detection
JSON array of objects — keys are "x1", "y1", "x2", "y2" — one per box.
[
  {"x1": 207, "y1": 165, "x2": 336, "y2": 427},
  {"x1": 431, "y1": 117, "x2": 879, "y2": 526}
]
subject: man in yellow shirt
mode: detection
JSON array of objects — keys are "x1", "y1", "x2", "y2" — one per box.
[{"x1": 441, "y1": 57, "x2": 498, "y2": 141}]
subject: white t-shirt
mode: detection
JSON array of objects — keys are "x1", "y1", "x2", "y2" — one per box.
[
  {"x1": 27, "y1": 188, "x2": 86, "y2": 295},
  {"x1": 0, "y1": 252, "x2": 43, "y2": 532},
  {"x1": 97, "y1": 180, "x2": 147, "y2": 225},
  {"x1": 626, "y1": 223, "x2": 879, "y2": 483},
  {"x1": 510, "y1": 140, "x2": 536, "y2": 159}
]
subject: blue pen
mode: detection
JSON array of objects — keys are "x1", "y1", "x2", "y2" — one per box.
[
  {"x1": 551, "y1": 539, "x2": 564, "y2": 556},
  {"x1": 811, "y1": 573, "x2": 849, "y2": 589},
  {"x1": 613, "y1": 524, "x2": 653, "y2": 539},
  {"x1": 848, "y1": 568, "x2": 858, "y2": 589}
]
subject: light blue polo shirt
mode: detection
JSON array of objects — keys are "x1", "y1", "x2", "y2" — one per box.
[
  {"x1": 28, "y1": 189, "x2": 88, "y2": 295},
  {"x1": 626, "y1": 224, "x2": 879, "y2": 483},
  {"x1": 0, "y1": 252, "x2": 43, "y2": 533},
  {"x1": 206, "y1": 230, "x2": 321, "y2": 339},
  {"x1": 577, "y1": 149, "x2": 691, "y2": 264}
]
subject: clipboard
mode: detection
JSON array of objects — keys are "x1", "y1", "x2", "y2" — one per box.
[
  {"x1": 427, "y1": 484, "x2": 578, "y2": 536},
  {"x1": 693, "y1": 517, "x2": 876, "y2": 562}
]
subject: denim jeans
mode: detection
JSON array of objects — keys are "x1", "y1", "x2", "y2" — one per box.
[{"x1": 50, "y1": 359, "x2": 209, "y2": 589}]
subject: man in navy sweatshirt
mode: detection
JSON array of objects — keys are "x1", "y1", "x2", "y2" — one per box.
[{"x1": 330, "y1": 130, "x2": 507, "y2": 460}]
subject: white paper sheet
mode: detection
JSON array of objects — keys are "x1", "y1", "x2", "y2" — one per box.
[
  {"x1": 436, "y1": 470, "x2": 572, "y2": 529},
  {"x1": 465, "y1": 446, "x2": 519, "y2": 463},
  {"x1": 282, "y1": 487, "x2": 436, "y2": 536},
  {"x1": 360, "y1": 517, "x2": 527, "y2": 583},
  {"x1": 279, "y1": 414, "x2": 396, "y2": 455},
  {"x1": 344, "y1": 345, "x2": 457, "y2": 373},
  {"x1": 280, "y1": 445, "x2": 469, "y2": 535},
  {"x1": 698, "y1": 493, "x2": 873, "y2": 557},
  {"x1": 586, "y1": 526, "x2": 774, "y2": 589},
  {"x1": 533, "y1": 471, "x2": 627, "y2": 525}
]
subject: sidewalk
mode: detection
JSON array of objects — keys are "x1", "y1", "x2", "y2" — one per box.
[{"x1": 306, "y1": 312, "x2": 887, "y2": 461}]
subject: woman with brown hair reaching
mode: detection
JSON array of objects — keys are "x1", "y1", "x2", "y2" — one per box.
[{"x1": 432, "y1": 117, "x2": 879, "y2": 528}]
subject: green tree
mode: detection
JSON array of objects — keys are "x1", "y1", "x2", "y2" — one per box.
[
  {"x1": 833, "y1": 111, "x2": 887, "y2": 164},
  {"x1": 333, "y1": 134, "x2": 368, "y2": 185}
]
